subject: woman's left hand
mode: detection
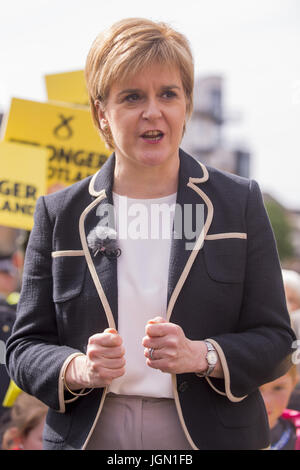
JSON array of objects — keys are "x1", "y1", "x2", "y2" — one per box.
[{"x1": 142, "y1": 317, "x2": 208, "y2": 375}]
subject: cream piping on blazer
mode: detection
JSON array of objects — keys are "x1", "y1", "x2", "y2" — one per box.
[{"x1": 55, "y1": 160, "x2": 248, "y2": 450}]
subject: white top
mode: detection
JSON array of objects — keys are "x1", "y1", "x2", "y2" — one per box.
[{"x1": 108, "y1": 192, "x2": 177, "y2": 398}]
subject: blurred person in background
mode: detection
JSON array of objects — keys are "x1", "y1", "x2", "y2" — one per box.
[
  {"x1": 0, "y1": 253, "x2": 21, "y2": 303},
  {"x1": 282, "y1": 269, "x2": 300, "y2": 337},
  {"x1": 0, "y1": 227, "x2": 24, "y2": 419},
  {"x1": 6, "y1": 18, "x2": 295, "y2": 451},
  {"x1": 0, "y1": 227, "x2": 20, "y2": 257},
  {"x1": 260, "y1": 365, "x2": 300, "y2": 450},
  {"x1": 0, "y1": 225, "x2": 25, "y2": 304},
  {"x1": 1, "y1": 392, "x2": 47, "y2": 450},
  {"x1": 282, "y1": 269, "x2": 300, "y2": 411},
  {"x1": 0, "y1": 254, "x2": 20, "y2": 420}
]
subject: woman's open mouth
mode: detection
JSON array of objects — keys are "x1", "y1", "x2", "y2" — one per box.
[{"x1": 140, "y1": 130, "x2": 164, "y2": 143}]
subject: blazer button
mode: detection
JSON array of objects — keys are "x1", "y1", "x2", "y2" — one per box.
[{"x1": 178, "y1": 381, "x2": 189, "y2": 393}]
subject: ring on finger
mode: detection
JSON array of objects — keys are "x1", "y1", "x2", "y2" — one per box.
[{"x1": 148, "y1": 348, "x2": 155, "y2": 359}]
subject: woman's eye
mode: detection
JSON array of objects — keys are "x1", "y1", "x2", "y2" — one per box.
[
  {"x1": 125, "y1": 93, "x2": 140, "y2": 102},
  {"x1": 162, "y1": 90, "x2": 177, "y2": 99}
]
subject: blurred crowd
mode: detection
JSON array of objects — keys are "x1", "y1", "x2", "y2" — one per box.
[{"x1": 0, "y1": 224, "x2": 300, "y2": 450}]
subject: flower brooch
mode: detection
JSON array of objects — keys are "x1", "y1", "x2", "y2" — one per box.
[{"x1": 87, "y1": 225, "x2": 121, "y2": 259}]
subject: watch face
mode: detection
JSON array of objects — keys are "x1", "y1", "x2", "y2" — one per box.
[{"x1": 207, "y1": 350, "x2": 218, "y2": 365}]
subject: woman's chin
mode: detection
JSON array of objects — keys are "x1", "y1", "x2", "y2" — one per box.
[{"x1": 136, "y1": 148, "x2": 179, "y2": 168}]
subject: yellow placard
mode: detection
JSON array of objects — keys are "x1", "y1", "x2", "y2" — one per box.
[
  {"x1": 2, "y1": 98, "x2": 110, "y2": 193},
  {"x1": 2, "y1": 380, "x2": 22, "y2": 408},
  {"x1": 45, "y1": 70, "x2": 89, "y2": 106},
  {"x1": 0, "y1": 141, "x2": 47, "y2": 230}
]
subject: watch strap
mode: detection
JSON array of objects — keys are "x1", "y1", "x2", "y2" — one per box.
[{"x1": 197, "y1": 340, "x2": 218, "y2": 377}]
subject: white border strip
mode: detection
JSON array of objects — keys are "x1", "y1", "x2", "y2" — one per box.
[
  {"x1": 167, "y1": 165, "x2": 213, "y2": 452},
  {"x1": 52, "y1": 250, "x2": 85, "y2": 258},
  {"x1": 205, "y1": 338, "x2": 247, "y2": 403},
  {"x1": 78, "y1": 189, "x2": 116, "y2": 450},
  {"x1": 205, "y1": 233, "x2": 247, "y2": 240},
  {"x1": 172, "y1": 375, "x2": 198, "y2": 450},
  {"x1": 58, "y1": 352, "x2": 86, "y2": 413},
  {"x1": 78, "y1": 190, "x2": 116, "y2": 330},
  {"x1": 81, "y1": 389, "x2": 108, "y2": 450},
  {"x1": 166, "y1": 178, "x2": 214, "y2": 320}
]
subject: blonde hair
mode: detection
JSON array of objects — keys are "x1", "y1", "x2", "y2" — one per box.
[
  {"x1": 85, "y1": 17, "x2": 194, "y2": 149},
  {"x1": 285, "y1": 364, "x2": 299, "y2": 386},
  {"x1": 2, "y1": 392, "x2": 47, "y2": 449}
]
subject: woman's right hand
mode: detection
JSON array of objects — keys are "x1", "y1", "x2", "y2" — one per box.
[{"x1": 64, "y1": 328, "x2": 126, "y2": 390}]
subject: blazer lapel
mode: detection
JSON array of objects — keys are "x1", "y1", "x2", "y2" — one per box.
[
  {"x1": 167, "y1": 150, "x2": 213, "y2": 321},
  {"x1": 79, "y1": 150, "x2": 213, "y2": 329},
  {"x1": 79, "y1": 154, "x2": 119, "y2": 330}
]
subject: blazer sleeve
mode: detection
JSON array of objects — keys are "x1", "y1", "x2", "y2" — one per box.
[
  {"x1": 205, "y1": 179, "x2": 295, "y2": 401},
  {"x1": 5, "y1": 196, "x2": 84, "y2": 412}
]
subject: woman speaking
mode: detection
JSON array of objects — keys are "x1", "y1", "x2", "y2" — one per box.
[{"x1": 6, "y1": 18, "x2": 295, "y2": 450}]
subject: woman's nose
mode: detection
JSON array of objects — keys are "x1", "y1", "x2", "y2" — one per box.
[{"x1": 142, "y1": 98, "x2": 162, "y2": 120}]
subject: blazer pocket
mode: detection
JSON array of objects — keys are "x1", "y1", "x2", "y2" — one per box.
[
  {"x1": 203, "y1": 238, "x2": 246, "y2": 283},
  {"x1": 52, "y1": 255, "x2": 87, "y2": 302},
  {"x1": 212, "y1": 389, "x2": 263, "y2": 428}
]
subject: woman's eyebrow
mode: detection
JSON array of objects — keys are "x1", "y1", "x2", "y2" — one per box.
[
  {"x1": 117, "y1": 84, "x2": 182, "y2": 99},
  {"x1": 161, "y1": 85, "x2": 181, "y2": 91},
  {"x1": 117, "y1": 88, "x2": 140, "y2": 99}
]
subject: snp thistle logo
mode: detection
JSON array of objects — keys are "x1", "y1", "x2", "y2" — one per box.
[{"x1": 53, "y1": 114, "x2": 74, "y2": 140}]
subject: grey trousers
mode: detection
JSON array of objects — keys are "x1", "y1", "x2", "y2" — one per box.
[{"x1": 85, "y1": 393, "x2": 193, "y2": 450}]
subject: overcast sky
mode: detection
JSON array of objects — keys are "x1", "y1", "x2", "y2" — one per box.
[{"x1": 0, "y1": 0, "x2": 299, "y2": 209}]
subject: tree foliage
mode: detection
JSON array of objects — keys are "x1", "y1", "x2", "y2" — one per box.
[{"x1": 264, "y1": 199, "x2": 294, "y2": 262}]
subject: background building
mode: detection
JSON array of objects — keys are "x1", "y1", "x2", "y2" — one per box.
[
  {"x1": 182, "y1": 76, "x2": 251, "y2": 178},
  {"x1": 284, "y1": 209, "x2": 300, "y2": 272},
  {"x1": 182, "y1": 77, "x2": 299, "y2": 269}
]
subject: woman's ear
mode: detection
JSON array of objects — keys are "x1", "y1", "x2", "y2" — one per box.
[{"x1": 94, "y1": 99, "x2": 108, "y2": 131}]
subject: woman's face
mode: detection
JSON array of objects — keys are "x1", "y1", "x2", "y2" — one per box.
[
  {"x1": 260, "y1": 373, "x2": 295, "y2": 429},
  {"x1": 97, "y1": 62, "x2": 187, "y2": 171}
]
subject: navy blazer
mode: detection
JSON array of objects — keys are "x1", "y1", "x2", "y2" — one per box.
[{"x1": 6, "y1": 149, "x2": 295, "y2": 450}]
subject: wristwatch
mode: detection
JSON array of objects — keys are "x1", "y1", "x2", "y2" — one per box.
[{"x1": 198, "y1": 341, "x2": 218, "y2": 377}]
